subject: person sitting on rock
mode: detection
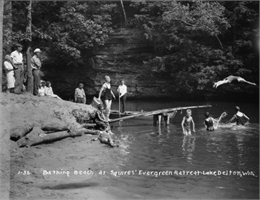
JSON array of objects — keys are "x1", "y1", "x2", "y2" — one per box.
[
  {"x1": 91, "y1": 98, "x2": 119, "y2": 147},
  {"x1": 213, "y1": 75, "x2": 257, "y2": 88},
  {"x1": 45, "y1": 81, "x2": 62, "y2": 100},
  {"x1": 38, "y1": 81, "x2": 46, "y2": 97}
]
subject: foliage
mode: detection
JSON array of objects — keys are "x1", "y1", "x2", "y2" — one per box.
[
  {"x1": 10, "y1": 1, "x2": 117, "y2": 67},
  {"x1": 130, "y1": 0, "x2": 258, "y2": 92}
]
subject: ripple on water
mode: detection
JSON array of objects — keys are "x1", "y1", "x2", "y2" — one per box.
[{"x1": 103, "y1": 120, "x2": 259, "y2": 199}]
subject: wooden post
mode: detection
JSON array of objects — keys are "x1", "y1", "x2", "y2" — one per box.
[
  {"x1": 158, "y1": 115, "x2": 162, "y2": 124},
  {"x1": 153, "y1": 115, "x2": 158, "y2": 126}
]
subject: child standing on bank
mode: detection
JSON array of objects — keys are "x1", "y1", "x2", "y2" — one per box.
[{"x1": 181, "y1": 109, "x2": 196, "y2": 135}]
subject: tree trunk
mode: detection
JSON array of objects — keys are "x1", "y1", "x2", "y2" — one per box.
[
  {"x1": 0, "y1": 0, "x2": 4, "y2": 92},
  {"x1": 17, "y1": 128, "x2": 100, "y2": 147},
  {"x1": 3, "y1": 0, "x2": 12, "y2": 54},
  {"x1": 120, "y1": 0, "x2": 127, "y2": 25},
  {"x1": 26, "y1": 0, "x2": 33, "y2": 93}
]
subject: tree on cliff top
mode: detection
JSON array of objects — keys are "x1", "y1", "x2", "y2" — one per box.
[
  {"x1": 9, "y1": 1, "x2": 117, "y2": 68},
  {"x1": 130, "y1": 0, "x2": 258, "y2": 93}
]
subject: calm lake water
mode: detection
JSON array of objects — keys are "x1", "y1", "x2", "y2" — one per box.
[{"x1": 95, "y1": 101, "x2": 259, "y2": 199}]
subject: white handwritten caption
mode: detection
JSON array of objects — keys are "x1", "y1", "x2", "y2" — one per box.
[{"x1": 17, "y1": 170, "x2": 257, "y2": 178}]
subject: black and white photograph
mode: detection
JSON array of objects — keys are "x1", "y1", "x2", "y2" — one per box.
[{"x1": 0, "y1": 0, "x2": 259, "y2": 199}]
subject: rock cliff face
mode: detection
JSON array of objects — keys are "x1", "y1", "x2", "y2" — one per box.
[
  {"x1": 43, "y1": 28, "x2": 258, "y2": 102},
  {"x1": 44, "y1": 28, "x2": 169, "y2": 100}
]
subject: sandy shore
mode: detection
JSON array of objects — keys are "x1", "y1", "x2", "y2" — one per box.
[{"x1": 0, "y1": 93, "x2": 127, "y2": 200}]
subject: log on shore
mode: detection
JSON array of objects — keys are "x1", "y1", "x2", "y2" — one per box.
[
  {"x1": 41, "y1": 122, "x2": 69, "y2": 132},
  {"x1": 17, "y1": 128, "x2": 101, "y2": 147},
  {"x1": 10, "y1": 124, "x2": 34, "y2": 141},
  {"x1": 79, "y1": 123, "x2": 97, "y2": 129}
]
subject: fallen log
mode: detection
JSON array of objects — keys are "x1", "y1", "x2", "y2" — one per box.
[
  {"x1": 17, "y1": 128, "x2": 101, "y2": 147},
  {"x1": 41, "y1": 122, "x2": 69, "y2": 132},
  {"x1": 79, "y1": 123, "x2": 97, "y2": 129},
  {"x1": 10, "y1": 123, "x2": 34, "y2": 141}
]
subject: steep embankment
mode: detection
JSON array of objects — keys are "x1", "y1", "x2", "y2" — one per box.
[{"x1": 0, "y1": 93, "x2": 122, "y2": 200}]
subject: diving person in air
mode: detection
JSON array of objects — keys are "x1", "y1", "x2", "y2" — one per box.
[{"x1": 213, "y1": 75, "x2": 257, "y2": 88}]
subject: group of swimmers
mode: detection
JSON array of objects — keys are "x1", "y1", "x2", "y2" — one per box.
[{"x1": 181, "y1": 106, "x2": 250, "y2": 135}]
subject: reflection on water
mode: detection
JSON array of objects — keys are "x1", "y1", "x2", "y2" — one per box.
[
  {"x1": 100, "y1": 101, "x2": 259, "y2": 199},
  {"x1": 182, "y1": 135, "x2": 196, "y2": 163}
]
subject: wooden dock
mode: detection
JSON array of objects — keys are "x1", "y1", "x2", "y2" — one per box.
[{"x1": 109, "y1": 104, "x2": 212, "y2": 125}]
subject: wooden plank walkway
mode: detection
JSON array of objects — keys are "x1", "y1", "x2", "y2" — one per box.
[{"x1": 109, "y1": 104, "x2": 212, "y2": 123}]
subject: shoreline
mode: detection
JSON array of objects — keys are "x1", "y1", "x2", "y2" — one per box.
[{"x1": 0, "y1": 93, "x2": 124, "y2": 200}]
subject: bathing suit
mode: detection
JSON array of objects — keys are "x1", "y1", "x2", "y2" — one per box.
[
  {"x1": 225, "y1": 75, "x2": 239, "y2": 83},
  {"x1": 103, "y1": 83, "x2": 112, "y2": 100},
  {"x1": 205, "y1": 117, "x2": 214, "y2": 131},
  {"x1": 234, "y1": 113, "x2": 247, "y2": 125},
  {"x1": 183, "y1": 116, "x2": 192, "y2": 134}
]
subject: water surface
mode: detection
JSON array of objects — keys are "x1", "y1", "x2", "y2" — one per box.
[{"x1": 96, "y1": 101, "x2": 259, "y2": 199}]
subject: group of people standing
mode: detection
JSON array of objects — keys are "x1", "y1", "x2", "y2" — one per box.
[
  {"x1": 74, "y1": 75, "x2": 127, "y2": 121},
  {"x1": 3, "y1": 43, "x2": 61, "y2": 100},
  {"x1": 4, "y1": 43, "x2": 25, "y2": 94},
  {"x1": 3, "y1": 44, "x2": 42, "y2": 95}
]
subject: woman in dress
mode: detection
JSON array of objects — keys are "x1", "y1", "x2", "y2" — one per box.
[
  {"x1": 3, "y1": 55, "x2": 15, "y2": 93},
  {"x1": 44, "y1": 81, "x2": 62, "y2": 100},
  {"x1": 98, "y1": 75, "x2": 116, "y2": 121}
]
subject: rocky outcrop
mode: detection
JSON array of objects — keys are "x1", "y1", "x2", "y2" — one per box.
[
  {"x1": 43, "y1": 28, "x2": 169, "y2": 100},
  {"x1": 42, "y1": 28, "x2": 258, "y2": 102}
]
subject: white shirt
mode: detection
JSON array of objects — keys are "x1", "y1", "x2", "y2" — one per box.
[
  {"x1": 38, "y1": 87, "x2": 45, "y2": 97},
  {"x1": 10, "y1": 50, "x2": 23, "y2": 64},
  {"x1": 31, "y1": 55, "x2": 42, "y2": 69},
  {"x1": 4, "y1": 61, "x2": 14, "y2": 71},
  {"x1": 117, "y1": 84, "x2": 127, "y2": 97},
  {"x1": 75, "y1": 88, "x2": 86, "y2": 98},
  {"x1": 44, "y1": 86, "x2": 54, "y2": 96}
]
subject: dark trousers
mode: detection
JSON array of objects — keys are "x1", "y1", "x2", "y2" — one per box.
[
  {"x1": 14, "y1": 64, "x2": 24, "y2": 94},
  {"x1": 120, "y1": 94, "x2": 127, "y2": 113},
  {"x1": 33, "y1": 69, "x2": 40, "y2": 95},
  {"x1": 76, "y1": 97, "x2": 85, "y2": 104}
]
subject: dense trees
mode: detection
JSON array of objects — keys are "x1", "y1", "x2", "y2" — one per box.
[
  {"x1": 2, "y1": 0, "x2": 259, "y2": 98},
  {"x1": 129, "y1": 1, "x2": 258, "y2": 93}
]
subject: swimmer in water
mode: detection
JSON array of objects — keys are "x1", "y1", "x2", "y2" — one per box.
[
  {"x1": 204, "y1": 112, "x2": 227, "y2": 131},
  {"x1": 181, "y1": 109, "x2": 195, "y2": 135},
  {"x1": 204, "y1": 112, "x2": 216, "y2": 131},
  {"x1": 213, "y1": 75, "x2": 257, "y2": 88},
  {"x1": 229, "y1": 106, "x2": 250, "y2": 125}
]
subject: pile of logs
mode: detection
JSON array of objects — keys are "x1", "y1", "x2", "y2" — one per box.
[{"x1": 11, "y1": 98, "x2": 106, "y2": 148}]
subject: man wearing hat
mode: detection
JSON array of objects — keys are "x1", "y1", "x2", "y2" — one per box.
[
  {"x1": 10, "y1": 43, "x2": 24, "y2": 94},
  {"x1": 31, "y1": 48, "x2": 42, "y2": 95}
]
